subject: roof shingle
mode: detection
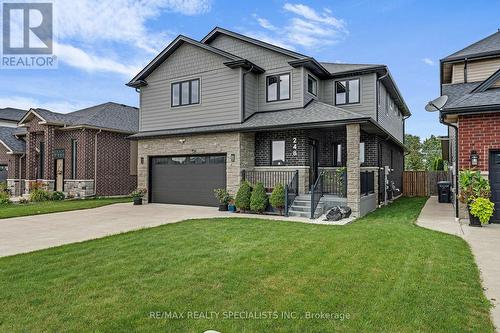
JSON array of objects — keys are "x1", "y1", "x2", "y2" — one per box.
[
  {"x1": 0, "y1": 126, "x2": 25, "y2": 153},
  {"x1": 442, "y1": 30, "x2": 500, "y2": 61},
  {"x1": 0, "y1": 108, "x2": 27, "y2": 122}
]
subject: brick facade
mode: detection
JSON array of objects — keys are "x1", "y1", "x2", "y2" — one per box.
[
  {"x1": 458, "y1": 113, "x2": 500, "y2": 171},
  {"x1": 0, "y1": 144, "x2": 22, "y2": 179},
  {"x1": 15, "y1": 116, "x2": 136, "y2": 196}
]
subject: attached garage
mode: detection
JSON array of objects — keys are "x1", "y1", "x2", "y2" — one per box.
[{"x1": 149, "y1": 155, "x2": 226, "y2": 206}]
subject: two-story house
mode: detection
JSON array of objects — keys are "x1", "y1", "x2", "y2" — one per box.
[
  {"x1": 436, "y1": 30, "x2": 500, "y2": 223},
  {"x1": 128, "y1": 27, "x2": 410, "y2": 218}
]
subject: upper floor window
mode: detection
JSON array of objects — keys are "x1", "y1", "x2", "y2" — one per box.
[
  {"x1": 307, "y1": 74, "x2": 318, "y2": 96},
  {"x1": 267, "y1": 73, "x2": 290, "y2": 102},
  {"x1": 171, "y1": 78, "x2": 200, "y2": 107},
  {"x1": 335, "y1": 78, "x2": 359, "y2": 105}
]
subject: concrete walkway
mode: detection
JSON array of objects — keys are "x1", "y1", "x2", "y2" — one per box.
[
  {"x1": 417, "y1": 197, "x2": 500, "y2": 331},
  {"x1": 0, "y1": 203, "x2": 346, "y2": 258}
]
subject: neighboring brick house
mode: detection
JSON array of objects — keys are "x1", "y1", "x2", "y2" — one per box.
[
  {"x1": 127, "y1": 27, "x2": 411, "y2": 218},
  {"x1": 0, "y1": 108, "x2": 27, "y2": 183},
  {"x1": 1, "y1": 102, "x2": 139, "y2": 197},
  {"x1": 436, "y1": 30, "x2": 500, "y2": 222}
]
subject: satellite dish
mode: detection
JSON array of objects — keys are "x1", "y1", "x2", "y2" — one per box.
[{"x1": 425, "y1": 95, "x2": 448, "y2": 112}]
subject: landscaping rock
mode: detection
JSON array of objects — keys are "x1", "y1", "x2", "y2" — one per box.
[{"x1": 324, "y1": 206, "x2": 352, "y2": 221}]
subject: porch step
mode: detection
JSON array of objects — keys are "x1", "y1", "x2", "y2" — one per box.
[{"x1": 288, "y1": 194, "x2": 348, "y2": 219}]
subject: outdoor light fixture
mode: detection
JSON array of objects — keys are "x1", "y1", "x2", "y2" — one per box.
[
  {"x1": 230, "y1": 154, "x2": 235, "y2": 162},
  {"x1": 470, "y1": 150, "x2": 479, "y2": 166},
  {"x1": 140, "y1": 157, "x2": 144, "y2": 165}
]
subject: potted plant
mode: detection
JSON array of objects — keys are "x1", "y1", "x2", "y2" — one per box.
[
  {"x1": 228, "y1": 199, "x2": 236, "y2": 212},
  {"x1": 214, "y1": 188, "x2": 232, "y2": 211},
  {"x1": 459, "y1": 170, "x2": 493, "y2": 226},
  {"x1": 131, "y1": 188, "x2": 147, "y2": 205}
]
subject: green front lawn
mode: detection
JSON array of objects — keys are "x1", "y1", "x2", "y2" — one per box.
[
  {"x1": 0, "y1": 198, "x2": 493, "y2": 332},
  {"x1": 0, "y1": 197, "x2": 132, "y2": 219}
]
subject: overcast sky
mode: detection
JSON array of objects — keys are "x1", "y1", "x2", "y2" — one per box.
[{"x1": 1, "y1": 0, "x2": 499, "y2": 139}]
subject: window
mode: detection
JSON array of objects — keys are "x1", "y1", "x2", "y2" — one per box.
[
  {"x1": 307, "y1": 75, "x2": 317, "y2": 96},
  {"x1": 333, "y1": 143, "x2": 343, "y2": 167},
  {"x1": 267, "y1": 73, "x2": 290, "y2": 102},
  {"x1": 39, "y1": 142, "x2": 45, "y2": 179},
  {"x1": 171, "y1": 78, "x2": 200, "y2": 107},
  {"x1": 271, "y1": 140, "x2": 286, "y2": 165},
  {"x1": 386, "y1": 95, "x2": 394, "y2": 116},
  {"x1": 71, "y1": 140, "x2": 77, "y2": 179},
  {"x1": 335, "y1": 78, "x2": 360, "y2": 105},
  {"x1": 359, "y1": 142, "x2": 365, "y2": 164}
]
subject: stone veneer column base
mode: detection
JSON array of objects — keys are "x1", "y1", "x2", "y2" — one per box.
[
  {"x1": 23, "y1": 180, "x2": 55, "y2": 195},
  {"x1": 63, "y1": 180, "x2": 95, "y2": 198},
  {"x1": 346, "y1": 124, "x2": 361, "y2": 217},
  {"x1": 6, "y1": 179, "x2": 25, "y2": 197}
]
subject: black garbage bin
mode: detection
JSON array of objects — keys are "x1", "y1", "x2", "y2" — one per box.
[{"x1": 437, "y1": 181, "x2": 452, "y2": 203}]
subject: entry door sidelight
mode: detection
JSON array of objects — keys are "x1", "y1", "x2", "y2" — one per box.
[
  {"x1": 309, "y1": 139, "x2": 319, "y2": 188},
  {"x1": 55, "y1": 159, "x2": 64, "y2": 192}
]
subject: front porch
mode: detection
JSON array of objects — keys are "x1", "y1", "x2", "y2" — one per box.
[{"x1": 243, "y1": 123, "x2": 382, "y2": 218}]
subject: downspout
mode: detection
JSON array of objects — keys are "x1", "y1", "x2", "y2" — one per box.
[
  {"x1": 241, "y1": 64, "x2": 255, "y2": 122},
  {"x1": 376, "y1": 69, "x2": 390, "y2": 205},
  {"x1": 463, "y1": 58, "x2": 468, "y2": 83},
  {"x1": 93, "y1": 129, "x2": 102, "y2": 196},
  {"x1": 440, "y1": 114, "x2": 459, "y2": 219}
]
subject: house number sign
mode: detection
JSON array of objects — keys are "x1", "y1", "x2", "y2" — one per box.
[{"x1": 292, "y1": 137, "x2": 298, "y2": 157}]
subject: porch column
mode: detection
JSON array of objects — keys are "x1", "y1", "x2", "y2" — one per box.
[
  {"x1": 346, "y1": 124, "x2": 360, "y2": 217},
  {"x1": 25, "y1": 132, "x2": 37, "y2": 180},
  {"x1": 43, "y1": 126, "x2": 55, "y2": 180}
]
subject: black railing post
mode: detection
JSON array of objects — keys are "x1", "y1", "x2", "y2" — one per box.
[
  {"x1": 310, "y1": 184, "x2": 315, "y2": 219},
  {"x1": 285, "y1": 185, "x2": 289, "y2": 217},
  {"x1": 241, "y1": 170, "x2": 246, "y2": 182},
  {"x1": 295, "y1": 170, "x2": 299, "y2": 195}
]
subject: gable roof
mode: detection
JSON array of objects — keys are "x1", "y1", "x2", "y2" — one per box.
[
  {"x1": 20, "y1": 102, "x2": 139, "y2": 133},
  {"x1": 0, "y1": 108, "x2": 27, "y2": 122},
  {"x1": 127, "y1": 35, "x2": 262, "y2": 88},
  {"x1": 442, "y1": 30, "x2": 500, "y2": 62},
  {"x1": 471, "y1": 68, "x2": 500, "y2": 93},
  {"x1": 0, "y1": 126, "x2": 25, "y2": 154},
  {"x1": 201, "y1": 26, "x2": 307, "y2": 59}
]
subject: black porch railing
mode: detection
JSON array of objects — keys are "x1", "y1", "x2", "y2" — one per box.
[
  {"x1": 320, "y1": 168, "x2": 347, "y2": 197},
  {"x1": 241, "y1": 170, "x2": 296, "y2": 192},
  {"x1": 360, "y1": 171, "x2": 375, "y2": 196},
  {"x1": 310, "y1": 172, "x2": 324, "y2": 219},
  {"x1": 284, "y1": 170, "x2": 299, "y2": 217}
]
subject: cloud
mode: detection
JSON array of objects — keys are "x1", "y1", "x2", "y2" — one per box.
[
  {"x1": 50, "y1": 0, "x2": 212, "y2": 75},
  {"x1": 249, "y1": 3, "x2": 347, "y2": 51},
  {"x1": 0, "y1": 96, "x2": 92, "y2": 113},
  {"x1": 422, "y1": 58, "x2": 434, "y2": 66},
  {"x1": 55, "y1": 43, "x2": 141, "y2": 77}
]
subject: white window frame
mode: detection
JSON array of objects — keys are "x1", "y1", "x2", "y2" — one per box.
[{"x1": 271, "y1": 140, "x2": 286, "y2": 166}]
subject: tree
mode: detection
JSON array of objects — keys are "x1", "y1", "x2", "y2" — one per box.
[
  {"x1": 269, "y1": 183, "x2": 285, "y2": 215},
  {"x1": 404, "y1": 134, "x2": 424, "y2": 170},
  {"x1": 235, "y1": 181, "x2": 252, "y2": 212},
  {"x1": 422, "y1": 135, "x2": 442, "y2": 171},
  {"x1": 432, "y1": 157, "x2": 445, "y2": 171},
  {"x1": 250, "y1": 182, "x2": 268, "y2": 213}
]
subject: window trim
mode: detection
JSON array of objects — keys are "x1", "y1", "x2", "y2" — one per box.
[
  {"x1": 266, "y1": 73, "x2": 291, "y2": 103},
  {"x1": 333, "y1": 142, "x2": 343, "y2": 167},
  {"x1": 271, "y1": 140, "x2": 286, "y2": 166},
  {"x1": 335, "y1": 78, "x2": 361, "y2": 105},
  {"x1": 71, "y1": 139, "x2": 77, "y2": 179},
  {"x1": 171, "y1": 78, "x2": 200, "y2": 107},
  {"x1": 307, "y1": 74, "x2": 318, "y2": 96}
]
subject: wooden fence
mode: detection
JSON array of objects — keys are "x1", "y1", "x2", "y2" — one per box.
[{"x1": 402, "y1": 171, "x2": 451, "y2": 197}]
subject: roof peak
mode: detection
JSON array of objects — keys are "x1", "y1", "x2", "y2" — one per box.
[{"x1": 442, "y1": 30, "x2": 500, "y2": 62}]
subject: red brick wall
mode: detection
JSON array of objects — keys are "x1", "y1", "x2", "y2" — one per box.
[
  {"x1": 458, "y1": 113, "x2": 500, "y2": 171},
  {"x1": 0, "y1": 145, "x2": 21, "y2": 179},
  {"x1": 96, "y1": 131, "x2": 137, "y2": 196}
]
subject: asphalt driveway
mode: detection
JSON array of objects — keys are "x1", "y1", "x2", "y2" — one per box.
[{"x1": 0, "y1": 203, "x2": 310, "y2": 257}]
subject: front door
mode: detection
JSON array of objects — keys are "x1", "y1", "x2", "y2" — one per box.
[
  {"x1": 55, "y1": 159, "x2": 64, "y2": 192},
  {"x1": 309, "y1": 139, "x2": 319, "y2": 188},
  {"x1": 489, "y1": 151, "x2": 500, "y2": 223}
]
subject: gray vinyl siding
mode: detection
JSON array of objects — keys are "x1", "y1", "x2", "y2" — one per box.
[
  {"x1": 139, "y1": 43, "x2": 241, "y2": 132},
  {"x1": 377, "y1": 82, "x2": 404, "y2": 143},
  {"x1": 208, "y1": 34, "x2": 304, "y2": 112},
  {"x1": 244, "y1": 72, "x2": 258, "y2": 119}
]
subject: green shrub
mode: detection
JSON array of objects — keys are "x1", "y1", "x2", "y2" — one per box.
[
  {"x1": 235, "y1": 181, "x2": 252, "y2": 212},
  {"x1": 51, "y1": 191, "x2": 65, "y2": 201},
  {"x1": 30, "y1": 189, "x2": 51, "y2": 202},
  {"x1": 250, "y1": 182, "x2": 268, "y2": 214},
  {"x1": 459, "y1": 170, "x2": 490, "y2": 203},
  {"x1": 0, "y1": 191, "x2": 11, "y2": 205},
  {"x1": 470, "y1": 197, "x2": 495, "y2": 224},
  {"x1": 213, "y1": 188, "x2": 232, "y2": 205},
  {"x1": 269, "y1": 183, "x2": 285, "y2": 215}
]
